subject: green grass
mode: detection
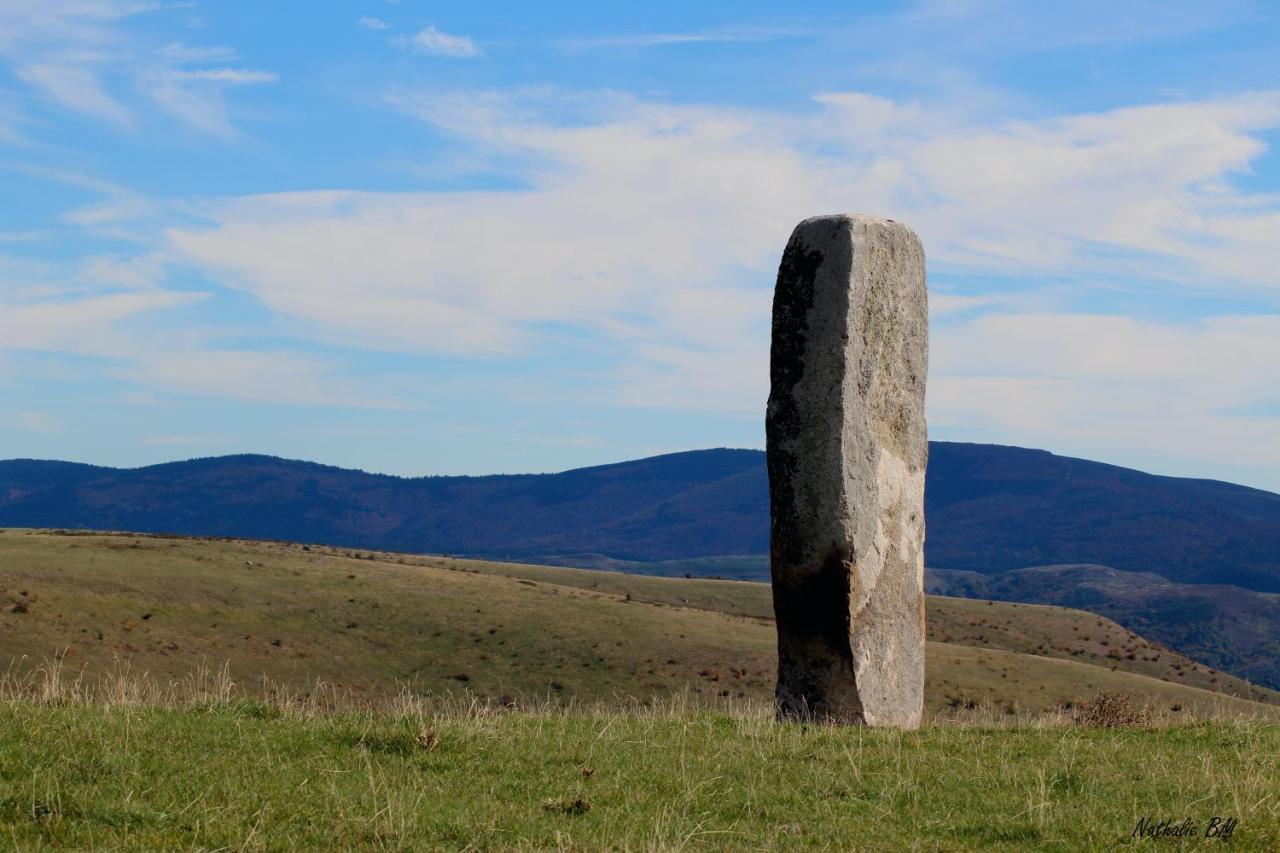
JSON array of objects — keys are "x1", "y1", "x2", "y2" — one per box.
[
  {"x1": 1, "y1": 686, "x2": 1276, "y2": 850},
  {"x1": 3, "y1": 530, "x2": 1279, "y2": 849}
]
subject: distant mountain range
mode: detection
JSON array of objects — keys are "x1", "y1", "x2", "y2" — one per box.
[
  {"x1": 3, "y1": 442, "x2": 1278, "y2": 591},
  {"x1": 4, "y1": 441, "x2": 1280, "y2": 688}
]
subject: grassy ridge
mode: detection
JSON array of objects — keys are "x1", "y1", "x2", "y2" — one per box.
[
  {"x1": 442, "y1": 553, "x2": 1278, "y2": 703},
  {"x1": 1, "y1": 530, "x2": 1276, "y2": 717},
  {"x1": 2, "y1": 530, "x2": 1279, "y2": 849},
  {"x1": 1, "y1": 688, "x2": 1276, "y2": 850}
]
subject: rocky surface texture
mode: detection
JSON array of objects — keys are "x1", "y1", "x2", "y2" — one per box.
[{"x1": 766, "y1": 214, "x2": 928, "y2": 727}]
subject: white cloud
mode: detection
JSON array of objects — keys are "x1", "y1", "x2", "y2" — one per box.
[
  {"x1": 133, "y1": 37, "x2": 280, "y2": 137},
  {"x1": 158, "y1": 43, "x2": 238, "y2": 63},
  {"x1": 929, "y1": 312, "x2": 1280, "y2": 480},
  {"x1": 929, "y1": 293, "x2": 1002, "y2": 315},
  {"x1": 0, "y1": 290, "x2": 201, "y2": 355},
  {"x1": 165, "y1": 90, "x2": 844, "y2": 359},
  {"x1": 897, "y1": 94, "x2": 1280, "y2": 279},
  {"x1": 565, "y1": 32, "x2": 765, "y2": 48},
  {"x1": 62, "y1": 195, "x2": 159, "y2": 228},
  {"x1": 5, "y1": 162, "x2": 163, "y2": 241},
  {"x1": 136, "y1": 62, "x2": 278, "y2": 138},
  {"x1": 0, "y1": 3, "x2": 275, "y2": 136},
  {"x1": 16, "y1": 62, "x2": 132, "y2": 126},
  {"x1": 170, "y1": 68, "x2": 278, "y2": 84},
  {"x1": 401, "y1": 26, "x2": 480, "y2": 58},
  {"x1": 134, "y1": 38, "x2": 278, "y2": 137},
  {"x1": 389, "y1": 88, "x2": 1280, "y2": 297},
  {"x1": 1, "y1": 1, "x2": 152, "y2": 127},
  {"x1": 936, "y1": 313, "x2": 1280, "y2": 389},
  {"x1": 615, "y1": 342, "x2": 769, "y2": 415},
  {"x1": 0, "y1": 287, "x2": 401, "y2": 409},
  {"x1": 166, "y1": 89, "x2": 1280, "y2": 363},
  {"x1": 77, "y1": 253, "x2": 166, "y2": 289},
  {"x1": 154, "y1": 86, "x2": 1280, "y2": 483},
  {"x1": 121, "y1": 349, "x2": 404, "y2": 408},
  {"x1": 358, "y1": 16, "x2": 390, "y2": 31},
  {"x1": 899, "y1": 0, "x2": 1249, "y2": 52},
  {"x1": 0, "y1": 0, "x2": 151, "y2": 54}
]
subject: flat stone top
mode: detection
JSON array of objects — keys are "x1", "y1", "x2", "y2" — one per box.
[{"x1": 795, "y1": 212, "x2": 914, "y2": 231}]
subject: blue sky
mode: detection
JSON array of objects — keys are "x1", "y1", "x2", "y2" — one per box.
[{"x1": 2, "y1": 1, "x2": 1279, "y2": 491}]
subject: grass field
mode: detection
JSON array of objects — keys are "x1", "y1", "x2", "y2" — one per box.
[
  {"x1": 3, "y1": 529, "x2": 1279, "y2": 849},
  {"x1": 0, "y1": 668, "x2": 1276, "y2": 850},
  {"x1": 1, "y1": 530, "x2": 1276, "y2": 718}
]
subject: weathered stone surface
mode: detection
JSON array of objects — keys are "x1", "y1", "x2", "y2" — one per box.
[{"x1": 766, "y1": 213, "x2": 928, "y2": 728}]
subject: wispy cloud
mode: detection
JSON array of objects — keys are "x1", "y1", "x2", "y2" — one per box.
[
  {"x1": 158, "y1": 43, "x2": 238, "y2": 63},
  {"x1": 0, "y1": 285, "x2": 400, "y2": 409},
  {"x1": 77, "y1": 253, "x2": 167, "y2": 290},
  {"x1": 8, "y1": 162, "x2": 163, "y2": 237},
  {"x1": 0, "y1": 290, "x2": 202, "y2": 355},
  {"x1": 4, "y1": 3, "x2": 1278, "y2": 482},
  {"x1": 16, "y1": 62, "x2": 133, "y2": 127},
  {"x1": 137, "y1": 55, "x2": 279, "y2": 138},
  {"x1": 170, "y1": 87, "x2": 1280, "y2": 359},
  {"x1": 567, "y1": 33, "x2": 752, "y2": 48},
  {"x1": 562, "y1": 24, "x2": 813, "y2": 49},
  {"x1": 121, "y1": 349, "x2": 405, "y2": 408},
  {"x1": 901, "y1": 0, "x2": 1252, "y2": 51},
  {"x1": 0, "y1": 4, "x2": 276, "y2": 136},
  {"x1": 170, "y1": 68, "x2": 278, "y2": 84},
  {"x1": 1, "y1": 1, "x2": 147, "y2": 128},
  {"x1": 399, "y1": 25, "x2": 480, "y2": 58},
  {"x1": 930, "y1": 312, "x2": 1280, "y2": 481},
  {"x1": 929, "y1": 294, "x2": 1003, "y2": 316},
  {"x1": 154, "y1": 85, "x2": 1280, "y2": 483}
]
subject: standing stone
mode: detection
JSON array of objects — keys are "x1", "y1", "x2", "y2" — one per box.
[{"x1": 766, "y1": 214, "x2": 928, "y2": 728}]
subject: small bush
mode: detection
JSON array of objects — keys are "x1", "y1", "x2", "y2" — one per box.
[{"x1": 1072, "y1": 692, "x2": 1148, "y2": 728}]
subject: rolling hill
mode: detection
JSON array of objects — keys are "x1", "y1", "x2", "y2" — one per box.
[
  {"x1": 927, "y1": 564, "x2": 1280, "y2": 694},
  {"x1": 3, "y1": 532, "x2": 1279, "y2": 850},
  {"x1": 2, "y1": 443, "x2": 1278, "y2": 592},
  {"x1": 1, "y1": 530, "x2": 1276, "y2": 715}
]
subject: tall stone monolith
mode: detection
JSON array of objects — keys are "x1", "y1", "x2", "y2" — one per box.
[{"x1": 766, "y1": 213, "x2": 928, "y2": 728}]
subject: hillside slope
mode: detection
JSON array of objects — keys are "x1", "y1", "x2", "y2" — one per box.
[
  {"x1": 928, "y1": 564, "x2": 1280, "y2": 693},
  {"x1": 1, "y1": 530, "x2": 1276, "y2": 716},
  {"x1": 3, "y1": 443, "x2": 1278, "y2": 591}
]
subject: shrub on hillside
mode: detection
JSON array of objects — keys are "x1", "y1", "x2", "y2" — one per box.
[{"x1": 1072, "y1": 691, "x2": 1149, "y2": 728}]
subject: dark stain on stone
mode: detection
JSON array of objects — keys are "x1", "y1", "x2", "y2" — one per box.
[
  {"x1": 771, "y1": 545, "x2": 854, "y2": 661},
  {"x1": 766, "y1": 235, "x2": 825, "y2": 569}
]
